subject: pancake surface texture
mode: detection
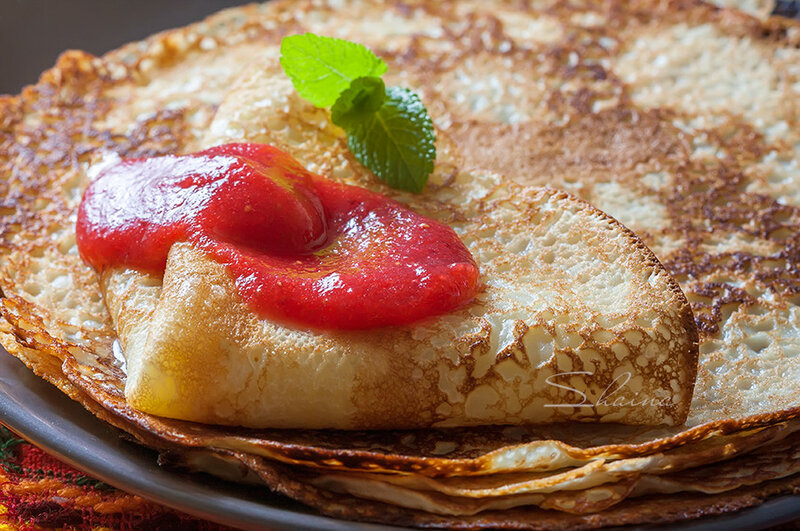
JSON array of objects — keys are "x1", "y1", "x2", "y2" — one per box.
[
  {"x1": 100, "y1": 55, "x2": 697, "y2": 429},
  {"x1": 1, "y1": 0, "x2": 799, "y2": 527}
]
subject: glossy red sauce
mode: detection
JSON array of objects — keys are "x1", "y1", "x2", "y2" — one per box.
[{"x1": 76, "y1": 143, "x2": 480, "y2": 330}]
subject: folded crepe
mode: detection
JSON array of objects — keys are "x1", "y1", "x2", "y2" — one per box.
[{"x1": 93, "y1": 58, "x2": 698, "y2": 429}]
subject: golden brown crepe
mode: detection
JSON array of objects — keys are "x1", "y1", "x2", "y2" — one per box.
[
  {"x1": 106, "y1": 197, "x2": 697, "y2": 430},
  {"x1": 1, "y1": 0, "x2": 800, "y2": 527},
  {"x1": 97, "y1": 55, "x2": 699, "y2": 429}
]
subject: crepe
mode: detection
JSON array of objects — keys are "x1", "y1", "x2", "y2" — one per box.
[
  {"x1": 708, "y1": 0, "x2": 776, "y2": 18},
  {"x1": 98, "y1": 57, "x2": 697, "y2": 429},
  {"x1": 221, "y1": 452, "x2": 800, "y2": 529},
  {"x1": 1, "y1": 0, "x2": 799, "y2": 527}
]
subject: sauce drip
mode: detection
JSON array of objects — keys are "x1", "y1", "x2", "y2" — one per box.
[{"x1": 77, "y1": 143, "x2": 480, "y2": 329}]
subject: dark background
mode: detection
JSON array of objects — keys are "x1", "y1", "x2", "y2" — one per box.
[{"x1": 0, "y1": 0, "x2": 252, "y2": 95}]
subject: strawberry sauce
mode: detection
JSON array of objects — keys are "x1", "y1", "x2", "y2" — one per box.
[{"x1": 76, "y1": 143, "x2": 480, "y2": 329}]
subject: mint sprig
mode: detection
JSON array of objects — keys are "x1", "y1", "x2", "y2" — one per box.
[{"x1": 280, "y1": 33, "x2": 436, "y2": 193}]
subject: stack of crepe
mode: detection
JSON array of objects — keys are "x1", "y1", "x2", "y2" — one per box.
[{"x1": 1, "y1": 0, "x2": 800, "y2": 527}]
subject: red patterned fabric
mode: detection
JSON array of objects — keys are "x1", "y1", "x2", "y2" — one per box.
[{"x1": 0, "y1": 425, "x2": 228, "y2": 530}]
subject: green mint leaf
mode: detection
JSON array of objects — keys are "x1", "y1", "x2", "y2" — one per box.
[
  {"x1": 345, "y1": 86, "x2": 436, "y2": 193},
  {"x1": 280, "y1": 33, "x2": 388, "y2": 108},
  {"x1": 280, "y1": 34, "x2": 437, "y2": 193},
  {"x1": 331, "y1": 76, "x2": 385, "y2": 130}
]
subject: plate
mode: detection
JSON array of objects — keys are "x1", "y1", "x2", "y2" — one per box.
[{"x1": 0, "y1": 347, "x2": 798, "y2": 530}]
